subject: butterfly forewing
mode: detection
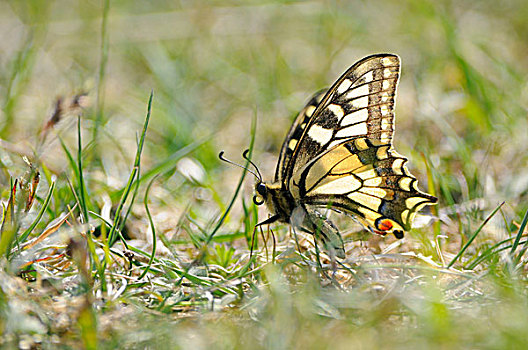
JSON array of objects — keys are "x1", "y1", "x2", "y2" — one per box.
[
  {"x1": 275, "y1": 90, "x2": 327, "y2": 183},
  {"x1": 285, "y1": 54, "x2": 400, "y2": 184},
  {"x1": 293, "y1": 138, "x2": 436, "y2": 235}
]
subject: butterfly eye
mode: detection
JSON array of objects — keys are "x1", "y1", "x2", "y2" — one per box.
[{"x1": 256, "y1": 183, "x2": 267, "y2": 196}]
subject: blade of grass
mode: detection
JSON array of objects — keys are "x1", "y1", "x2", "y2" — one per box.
[
  {"x1": 106, "y1": 167, "x2": 137, "y2": 247},
  {"x1": 509, "y1": 208, "x2": 528, "y2": 255},
  {"x1": 117, "y1": 135, "x2": 142, "y2": 236},
  {"x1": 77, "y1": 116, "x2": 89, "y2": 223},
  {"x1": 465, "y1": 208, "x2": 524, "y2": 269},
  {"x1": 467, "y1": 238, "x2": 527, "y2": 270},
  {"x1": 138, "y1": 175, "x2": 158, "y2": 280},
  {"x1": 107, "y1": 91, "x2": 153, "y2": 247},
  {"x1": 447, "y1": 201, "x2": 504, "y2": 268},
  {"x1": 511, "y1": 208, "x2": 528, "y2": 265},
  {"x1": 118, "y1": 135, "x2": 141, "y2": 234},
  {"x1": 85, "y1": 222, "x2": 106, "y2": 292},
  {"x1": 0, "y1": 178, "x2": 16, "y2": 233},
  {"x1": 0, "y1": 179, "x2": 18, "y2": 257},
  {"x1": 0, "y1": 204, "x2": 5, "y2": 233},
  {"x1": 88, "y1": 212, "x2": 128, "y2": 251},
  {"x1": 17, "y1": 180, "x2": 55, "y2": 243},
  {"x1": 242, "y1": 197, "x2": 259, "y2": 250},
  {"x1": 59, "y1": 137, "x2": 79, "y2": 178},
  {"x1": 500, "y1": 207, "x2": 513, "y2": 237}
]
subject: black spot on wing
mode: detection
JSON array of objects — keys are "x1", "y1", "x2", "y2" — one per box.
[{"x1": 317, "y1": 108, "x2": 340, "y2": 129}]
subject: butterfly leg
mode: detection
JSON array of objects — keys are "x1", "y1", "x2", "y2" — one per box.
[{"x1": 291, "y1": 206, "x2": 345, "y2": 259}]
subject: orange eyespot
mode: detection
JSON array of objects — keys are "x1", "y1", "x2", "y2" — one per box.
[{"x1": 376, "y1": 218, "x2": 393, "y2": 232}]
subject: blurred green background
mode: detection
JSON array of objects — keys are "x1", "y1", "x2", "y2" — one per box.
[{"x1": 1, "y1": 0, "x2": 528, "y2": 348}]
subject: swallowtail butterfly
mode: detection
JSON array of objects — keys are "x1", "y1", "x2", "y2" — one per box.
[{"x1": 252, "y1": 54, "x2": 437, "y2": 259}]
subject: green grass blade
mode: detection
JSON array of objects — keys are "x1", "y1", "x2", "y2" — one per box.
[
  {"x1": 77, "y1": 116, "x2": 89, "y2": 223},
  {"x1": 511, "y1": 208, "x2": 528, "y2": 265},
  {"x1": 138, "y1": 175, "x2": 158, "y2": 280},
  {"x1": 108, "y1": 91, "x2": 153, "y2": 246},
  {"x1": 106, "y1": 167, "x2": 137, "y2": 247},
  {"x1": 467, "y1": 238, "x2": 527, "y2": 270},
  {"x1": 447, "y1": 202, "x2": 504, "y2": 269},
  {"x1": 17, "y1": 180, "x2": 55, "y2": 244},
  {"x1": 118, "y1": 89, "x2": 154, "y2": 232},
  {"x1": 88, "y1": 211, "x2": 128, "y2": 251},
  {"x1": 509, "y1": 208, "x2": 528, "y2": 255},
  {"x1": 59, "y1": 137, "x2": 79, "y2": 179},
  {"x1": 0, "y1": 179, "x2": 18, "y2": 258}
]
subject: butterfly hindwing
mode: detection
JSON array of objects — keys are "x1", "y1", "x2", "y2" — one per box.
[
  {"x1": 291, "y1": 138, "x2": 437, "y2": 236},
  {"x1": 285, "y1": 54, "x2": 400, "y2": 183}
]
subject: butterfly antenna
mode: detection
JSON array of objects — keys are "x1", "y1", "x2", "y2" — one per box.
[
  {"x1": 242, "y1": 149, "x2": 262, "y2": 182},
  {"x1": 218, "y1": 151, "x2": 261, "y2": 181}
]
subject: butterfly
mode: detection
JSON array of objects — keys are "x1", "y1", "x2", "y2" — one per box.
[{"x1": 249, "y1": 54, "x2": 437, "y2": 259}]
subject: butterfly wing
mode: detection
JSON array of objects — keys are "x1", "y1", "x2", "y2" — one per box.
[
  {"x1": 275, "y1": 89, "x2": 327, "y2": 183},
  {"x1": 291, "y1": 138, "x2": 437, "y2": 237},
  {"x1": 284, "y1": 54, "x2": 401, "y2": 184}
]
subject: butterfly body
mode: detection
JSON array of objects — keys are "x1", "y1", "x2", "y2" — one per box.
[
  {"x1": 253, "y1": 54, "x2": 437, "y2": 259},
  {"x1": 255, "y1": 180, "x2": 346, "y2": 258}
]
